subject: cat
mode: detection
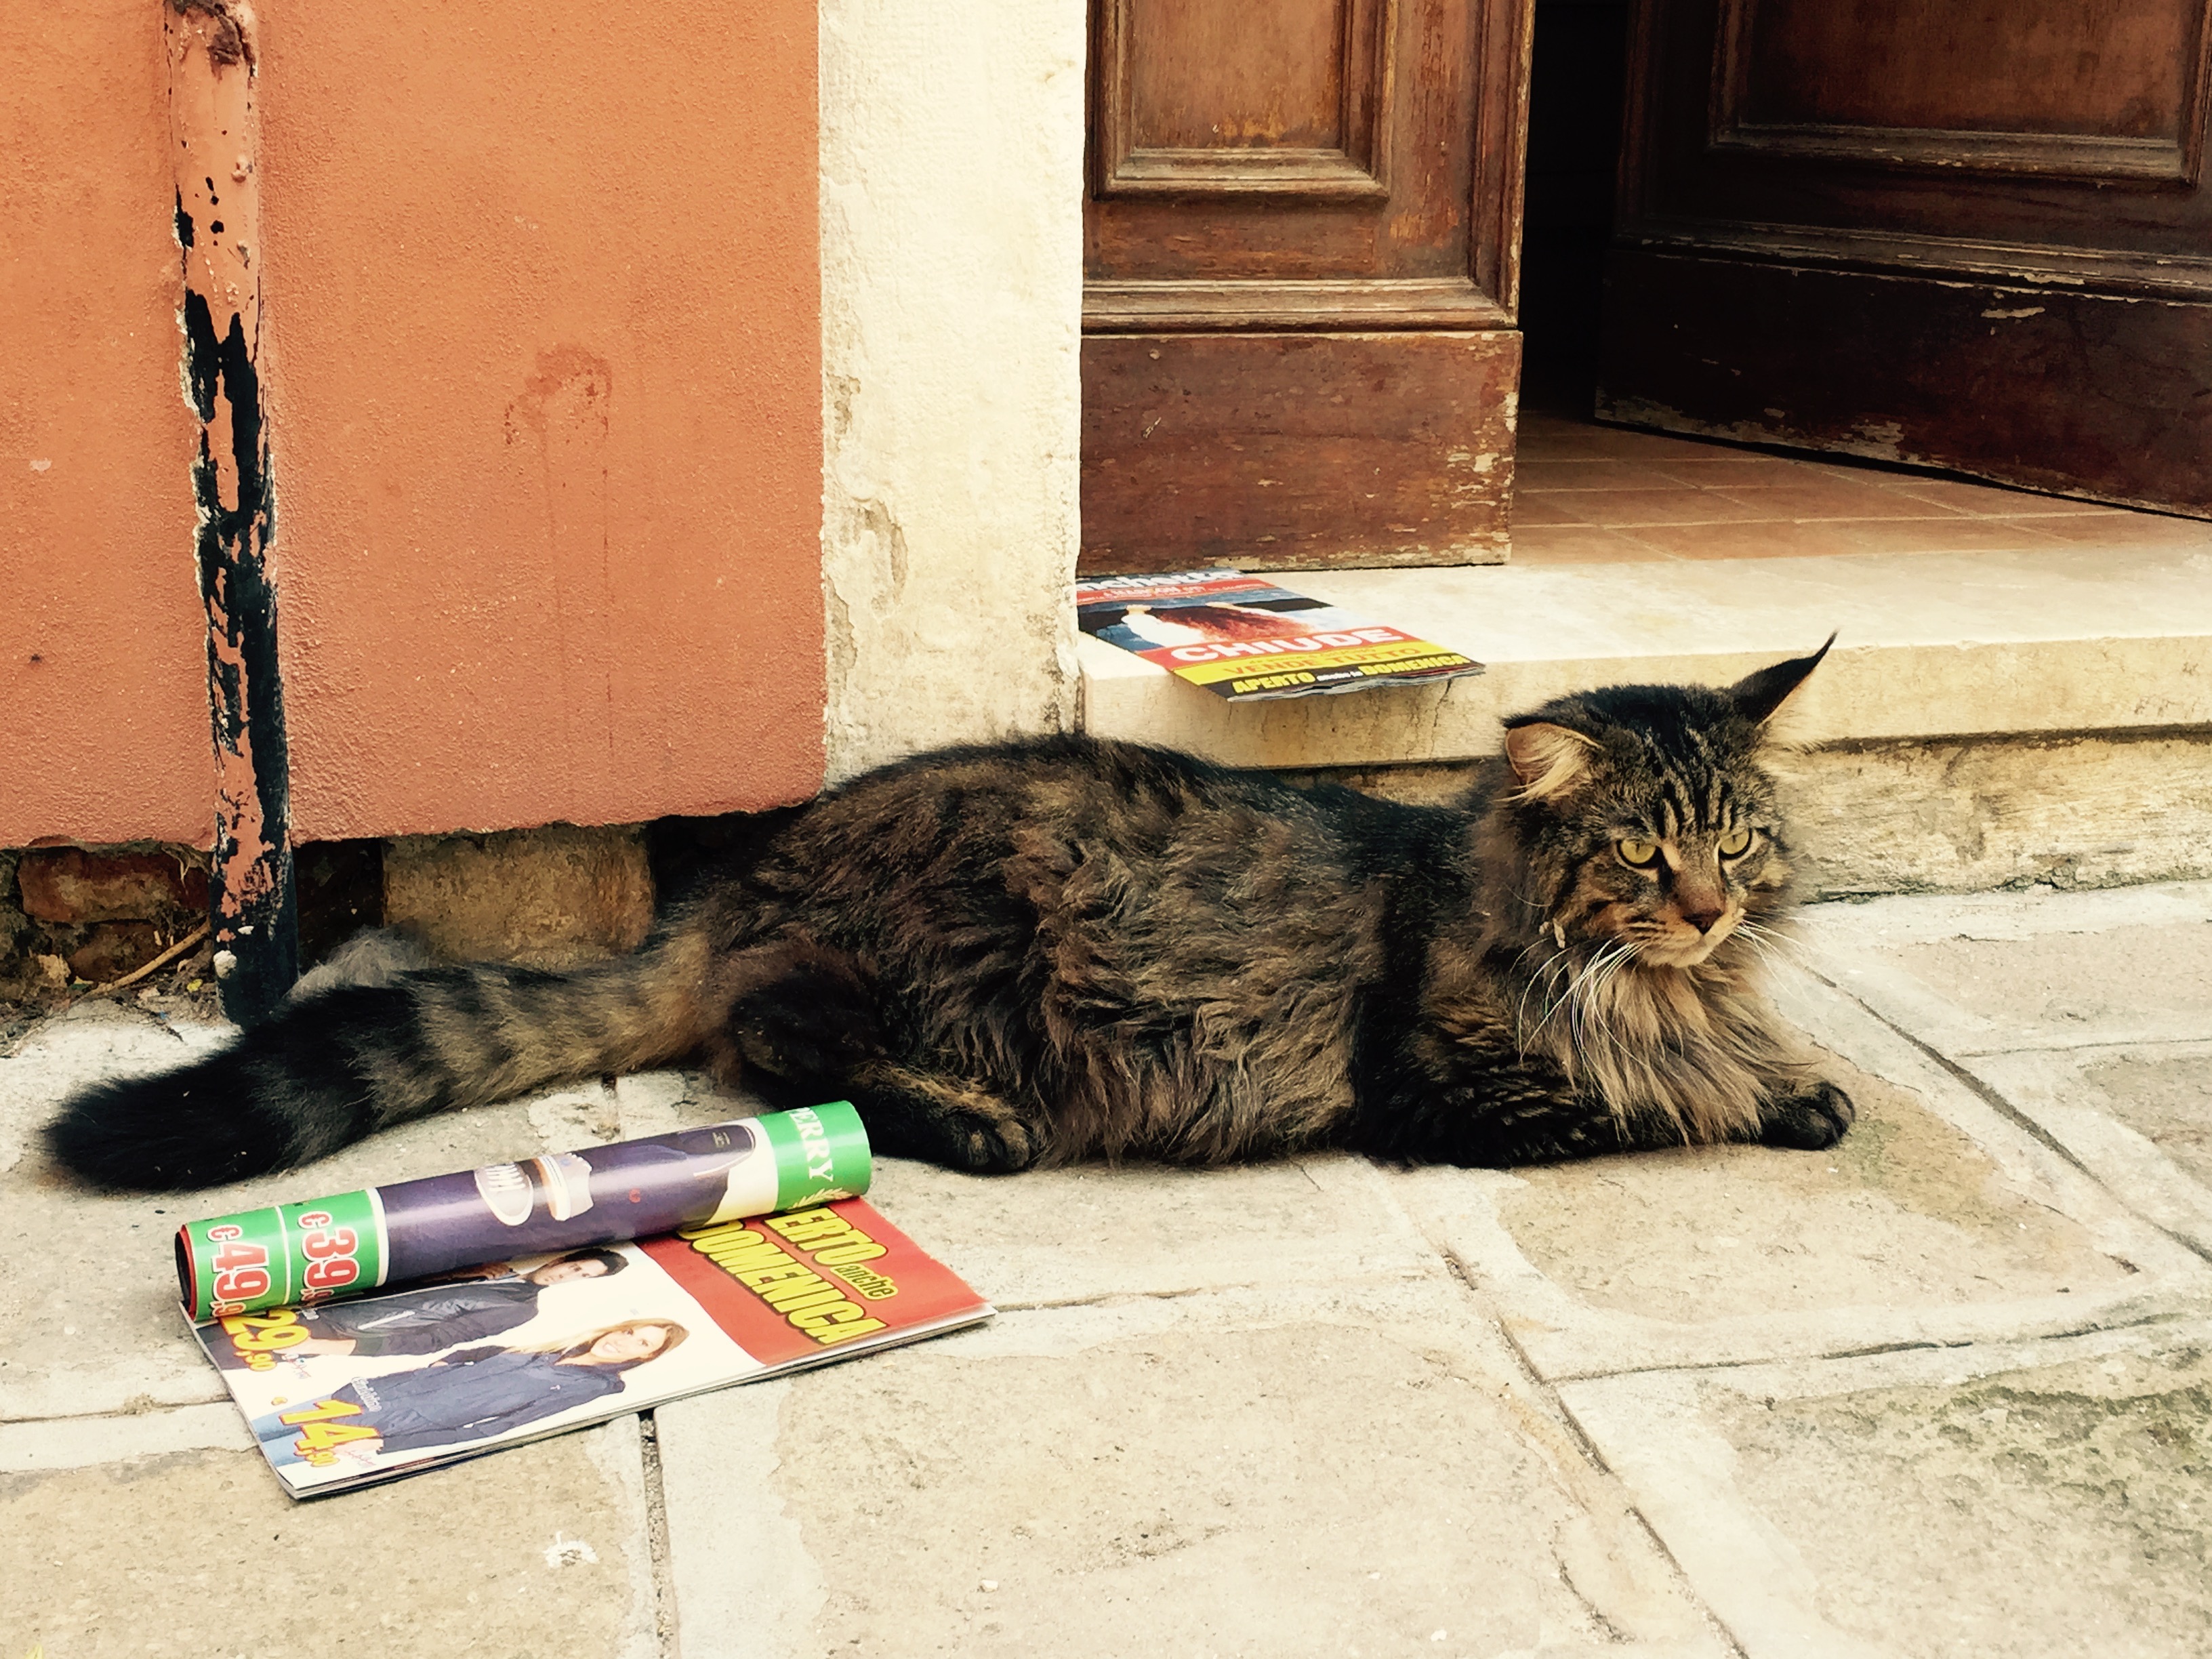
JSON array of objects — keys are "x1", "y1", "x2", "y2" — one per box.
[{"x1": 43, "y1": 640, "x2": 1851, "y2": 1191}]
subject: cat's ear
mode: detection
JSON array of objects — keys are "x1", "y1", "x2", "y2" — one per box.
[
  {"x1": 1731, "y1": 634, "x2": 1835, "y2": 726},
  {"x1": 1502, "y1": 721, "x2": 1601, "y2": 800}
]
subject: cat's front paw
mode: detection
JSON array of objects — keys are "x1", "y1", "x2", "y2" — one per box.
[{"x1": 1758, "y1": 1080, "x2": 1854, "y2": 1151}]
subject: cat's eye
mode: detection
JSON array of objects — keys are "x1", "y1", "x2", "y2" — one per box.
[
  {"x1": 1616, "y1": 838, "x2": 1661, "y2": 868},
  {"x1": 1718, "y1": 827, "x2": 1755, "y2": 858}
]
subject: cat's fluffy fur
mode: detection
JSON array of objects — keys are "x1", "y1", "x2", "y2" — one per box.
[{"x1": 45, "y1": 644, "x2": 1851, "y2": 1191}]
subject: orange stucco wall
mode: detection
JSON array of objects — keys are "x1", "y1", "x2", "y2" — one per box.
[
  {"x1": 0, "y1": 0, "x2": 210, "y2": 848},
  {"x1": 1, "y1": 0, "x2": 823, "y2": 848},
  {"x1": 262, "y1": 0, "x2": 824, "y2": 840}
]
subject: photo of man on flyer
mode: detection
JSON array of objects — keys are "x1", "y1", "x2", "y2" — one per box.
[
  {"x1": 249, "y1": 1319, "x2": 690, "y2": 1465},
  {"x1": 268, "y1": 1247, "x2": 631, "y2": 1360}
]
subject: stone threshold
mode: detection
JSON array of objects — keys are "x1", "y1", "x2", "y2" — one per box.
[{"x1": 1075, "y1": 543, "x2": 2212, "y2": 766}]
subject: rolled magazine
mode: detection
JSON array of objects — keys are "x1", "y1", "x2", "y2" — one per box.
[
  {"x1": 178, "y1": 1102, "x2": 993, "y2": 1498},
  {"x1": 178, "y1": 1103, "x2": 872, "y2": 1319}
]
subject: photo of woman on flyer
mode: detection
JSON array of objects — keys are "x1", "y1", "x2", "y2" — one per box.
[
  {"x1": 250, "y1": 1318, "x2": 689, "y2": 1463},
  {"x1": 271, "y1": 1248, "x2": 629, "y2": 1361}
]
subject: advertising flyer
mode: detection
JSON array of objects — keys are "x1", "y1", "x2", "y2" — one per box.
[
  {"x1": 1076, "y1": 569, "x2": 1484, "y2": 702},
  {"x1": 177, "y1": 1109, "x2": 991, "y2": 1497}
]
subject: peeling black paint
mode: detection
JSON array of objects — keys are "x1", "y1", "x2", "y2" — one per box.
[
  {"x1": 182, "y1": 290, "x2": 218, "y2": 419},
  {"x1": 173, "y1": 192, "x2": 194, "y2": 249},
  {"x1": 180, "y1": 279, "x2": 298, "y2": 1025}
]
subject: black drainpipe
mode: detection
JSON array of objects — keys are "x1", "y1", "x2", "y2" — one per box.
[{"x1": 166, "y1": 0, "x2": 299, "y2": 1025}]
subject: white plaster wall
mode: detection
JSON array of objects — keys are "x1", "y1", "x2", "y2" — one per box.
[{"x1": 819, "y1": 0, "x2": 1086, "y2": 781}]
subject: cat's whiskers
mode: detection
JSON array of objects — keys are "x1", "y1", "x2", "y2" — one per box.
[
  {"x1": 1515, "y1": 942, "x2": 1574, "y2": 1047},
  {"x1": 1731, "y1": 919, "x2": 1809, "y2": 981},
  {"x1": 1538, "y1": 938, "x2": 1636, "y2": 1074},
  {"x1": 1568, "y1": 960, "x2": 1613, "y2": 1076},
  {"x1": 1734, "y1": 917, "x2": 1807, "y2": 960},
  {"x1": 1582, "y1": 940, "x2": 1646, "y2": 1070}
]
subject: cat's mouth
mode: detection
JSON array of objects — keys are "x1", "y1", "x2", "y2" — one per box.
[
  {"x1": 1599, "y1": 909, "x2": 1742, "y2": 968},
  {"x1": 1646, "y1": 914, "x2": 1741, "y2": 966}
]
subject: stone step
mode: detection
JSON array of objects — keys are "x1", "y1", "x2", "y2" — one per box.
[
  {"x1": 1077, "y1": 541, "x2": 2212, "y2": 764},
  {"x1": 1079, "y1": 546, "x2": 2212, "y2": 898},
  {"x1": 1076, "y1": 542, "x2": 2212, "y2": 895}
]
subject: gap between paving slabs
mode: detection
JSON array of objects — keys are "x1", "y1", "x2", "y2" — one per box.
[{"x1": 1796, "y1": 880, "x2": 2212, "y2": 1264}]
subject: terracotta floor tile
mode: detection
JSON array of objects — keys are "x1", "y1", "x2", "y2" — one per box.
[
  {"x1": 1822, "y1": 517, "x2": 2071, "y2": 554},
  {"x1": 1705, "y1": 478, "x2": 1970, "y2": 521},
  {"x1": 1542, "y1": 426, "x2": 1734, "y2": 462},
  {"x1": 1864, "y1": 475, "x2": 2085, "y2": 516},
  {"x1": 1514, "y1": 417, "x2": 1621, "y2": 462},
  {"x1": 2023, "y1": 511, "x2": 2212, "y2": 549},
  {"x1": 1536, "y1": 487, "x2": 1776, "y2": 528},
  {"x1": 1506, "y1": 525, "x2": 1679, "y2": 565},
  {"x1": 1517, "y1": 458, "x2": 1693, "y2": 493},
  {"x1": 1509, "y1": 493, "x2": 1596, "y2": 527},
  {"x1": 1624, "y1": 520, "x2": 1874, "y2": 560},
  {"x1": 1643, "y1": 455, "x2": 1818, "y2": 488}
]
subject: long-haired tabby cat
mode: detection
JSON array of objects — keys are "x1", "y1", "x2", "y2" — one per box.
[{"x1": 45, "y1": 642, "x2": 1851, "y2": 1191}]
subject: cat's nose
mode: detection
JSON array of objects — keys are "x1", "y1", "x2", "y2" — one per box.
[{"x1": 1681, "y1": 905, "x2": 1725, "y2": 934}]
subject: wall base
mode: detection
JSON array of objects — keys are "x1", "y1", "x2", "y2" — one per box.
[{"x1": 1306, "y1": 727, "x2": 2212, "y2": 901}]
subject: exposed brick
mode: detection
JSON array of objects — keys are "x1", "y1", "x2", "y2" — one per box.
[
  {"x1": 17, "y1": 848, "x2": 209, "y2": 925},
  {"x1": 66, "y1": 921, "x2": 167, "y2": 984}
]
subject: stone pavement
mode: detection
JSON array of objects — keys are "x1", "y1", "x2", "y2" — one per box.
[{"x1": 5, "y1": 880, "x2": 2210, "y2": 1659}]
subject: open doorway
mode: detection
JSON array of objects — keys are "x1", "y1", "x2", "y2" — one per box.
[
  {"x1": 1572, "y1": 0, "x2": 2212, "y2": 517},
  {"x1": 1506, "y1": 0, "x2": 2188, "y2": 565},
  {"x1": 1517, "y1": 0, "x2": 1632, "y2": 422}
]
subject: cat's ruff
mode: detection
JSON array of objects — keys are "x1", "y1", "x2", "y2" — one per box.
[{"x1": 45, "y1": 642, "x2": 1851, "y2": 1191}]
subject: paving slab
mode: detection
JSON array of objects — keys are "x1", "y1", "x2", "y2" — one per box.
[
  {"x1": 2073, "y1": 1044, "x2": 2212, "y2": 1189},
  {"x1": 863, "y1": 1149, "x2": 1446, "y2": 1309},
  {"x1": 1559, "y1": 1319, "x2": 2212, "y2": 1659},
  {"x1": 1967, "y1": 1044, "x2": 2212, "y2": 1259},
  {"x1": 1, "y1": 1415, "x2": 658, "y2": 1659},
  {"x1": 0, "y1": 1398, "x2": 250, "y2": 1473},
  {"x1": 1393, "y1": 966, "x2": 2209, "y2": 1380},
  {"x1": 657, "y1": 1283, "x2": 1730, "y2": 1659},
  {"x1": 1796, "y1": 878, "x2": 2212, "y2": 1054},
  {"x1": 1795, "y1": 879, "x2": 2212, "y2": 1265}
]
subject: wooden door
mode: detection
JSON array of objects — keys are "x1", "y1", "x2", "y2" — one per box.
[
  {"x1": 1603, "y1": 0, "x2": 2212, "y2": 514},
  {"x1": 1080, "y1": 0, "x2": 1534, "y2": 573}
]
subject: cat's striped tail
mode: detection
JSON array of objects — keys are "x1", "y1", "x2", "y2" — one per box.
[{"x1": 43, "y1": 930, "x2": 718, "y2": 1191}]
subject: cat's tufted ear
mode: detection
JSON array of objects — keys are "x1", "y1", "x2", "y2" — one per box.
[
  {"x1": 1502, "y1": 721, "x2": 1601, "y2": 800},
  {"x1": 1730, "y1": 634, "x2": 1835, "y2": 727}
]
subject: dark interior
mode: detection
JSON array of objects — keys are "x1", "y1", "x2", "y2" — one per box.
[{"x1": 1517, "y1": 0, "x2": 1633, "y2": 417}]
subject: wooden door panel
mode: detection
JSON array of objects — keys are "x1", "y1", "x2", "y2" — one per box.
[
  {"x1": 1602, "y1": 251, "x2": 2212, "y2": 512},
  {"x1": 1084, "y1": 331, "x2": 1519, "y2": 571},
  {"x1": 1624, "y1": 0, "x2": 2212, "y2": 262},
  {"x1": 1101, "y1": 0, "x2": 1389, "y2": 194},
  {"x1": 1603, "y1": 0, "x2": 2212, "y2": 514},
  {"x1": 1082, "y1": 0, "x2": 1532, "y2": 573},
  {"x1": 1088, "y1": 0, "x2": 1499, "y2": 288},
  {"x1": 1721, "y1": 0, "x2": 2205, "y2": 156}
]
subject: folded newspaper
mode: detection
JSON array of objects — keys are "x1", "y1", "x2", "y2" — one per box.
[
  {"x1": 178, "y1": 1103, "x2": 991, "y2": 1497},
  {"x1": 1076, "y1": 569, "x2": 1484, "y2": 702}
]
